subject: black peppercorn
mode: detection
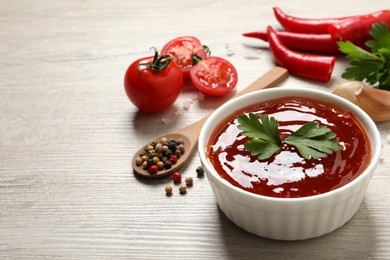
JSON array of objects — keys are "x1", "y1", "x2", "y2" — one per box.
[
  {"x1": 164, "y1": 160, "x2": 172, "y2": 169},
  {"x1": 167, "y1": 141, "x2": 177, "y2": 152}
]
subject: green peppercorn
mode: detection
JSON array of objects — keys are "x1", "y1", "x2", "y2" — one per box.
[
  {"x1": 175, "y1": 150, "x2": 181, "y2": 159},
  {"x1": 148, "y1": 150, "x2": 156, "y2": 158}
]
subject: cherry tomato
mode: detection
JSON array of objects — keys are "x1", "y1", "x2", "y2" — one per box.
[
  {"x1": 124, "y1": 49, "x2": 183, "y2": 112},
  {"x1": 190, "y1": 57, "x2": 238, "y2": 96},
  {"x1": 161, "y1": 36, "x2": 208, "y2": 78}
]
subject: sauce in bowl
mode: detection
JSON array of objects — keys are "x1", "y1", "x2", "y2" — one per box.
[{"x1": 207, "y1": 96, "x2": 371, "y2": 198}]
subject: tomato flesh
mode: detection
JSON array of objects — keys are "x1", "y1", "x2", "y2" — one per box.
[
  {"x1": 124, "y1": 56, "x2": 183, "y2": 112},
  {"x1": 161, "y1": 36, "x2": 207, "y2": 78},
  {"x1": 190, "y1": 57, "x2": 238, "y2": 96}
]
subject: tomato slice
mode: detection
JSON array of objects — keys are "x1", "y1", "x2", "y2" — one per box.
[
  {"x1": 161, "y1": 36, "x2": 207, "y2": 78},
  {"x1": 190, "y1": 57, "x2": 238, "y2": 96}
]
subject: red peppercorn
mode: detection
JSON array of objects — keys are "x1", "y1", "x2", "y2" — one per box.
[
  {"x1": 148, "y1": 164, "x2": 158, "y2": 174},
  {"x1": 172, "y1": 172, "x2": 181, "y2": 183},
  {"x1": 170, "y1": 155, "x2": 178, "y2": 164}
]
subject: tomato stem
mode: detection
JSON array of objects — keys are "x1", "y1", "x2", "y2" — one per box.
[
  {"x1": 137, "y1": 47, "x2": 174, "y2": 75},
  {"x1": 192, "y1": 45, "x2": 211, "y2": 65},
  {"x1": 202, "y1": 45, "x2": 211, "y2": 56},
  {"x1": 192, "y1": 54, "x2": 204, "y2": 65}
]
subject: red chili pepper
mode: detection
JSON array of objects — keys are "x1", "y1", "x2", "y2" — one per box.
[
  {"x1": 243, "y1": 31, "x2": 339, "y2": 54},
  {"x1": 266, "y1": 26, "x2": 336, "y2": 82},
  {"x1": 329, "y1": 10, "x2": 390, "y2": 42},
  {"x1": 273, "y1": 7, "x2": 356, "y2": 34}
]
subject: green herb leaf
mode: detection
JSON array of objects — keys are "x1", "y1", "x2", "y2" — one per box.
[
  {"x1": 237, "y1": 114, "x2": 341, "y2": 161},
  {"x1": 367, "y1": 22, "x2": 390, "y2": 52},
  {"x1": 284, "y1": 122, "x2": 342, "y2": 159},
  {"x1": 338, "y1": 22, "x2": 390, "y2": 90},
  {"x1": 237, "y1": 113, "x2": 281, "y2": 144},
  {"x1": 338, "y1": 41, "x2": 381, "y2": 61},
  {"x1": 341, "y1": 60, "x2": 382, "y2": 84},
  {"x1": 244, "y1": 139, "x2": 281, "y2": 160},
  {"x1": 237, "y1": 113, "x2": 282, "y2": 160}
]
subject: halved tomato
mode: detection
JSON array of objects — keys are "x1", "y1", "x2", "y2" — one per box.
[
  {"x1": 161, "y1": 36, "x2": 208, "y2": 78},
  {"x1": 190, "y1": 57, "x2": 238, "y2": 96}
]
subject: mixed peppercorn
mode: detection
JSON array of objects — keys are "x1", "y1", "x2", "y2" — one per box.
[
  {"x1": 135, "y1": 137, "x2": 185, "y2": 174},
  {"x1": 165, "y1": 167, "x2": 203, "y2": 196}
]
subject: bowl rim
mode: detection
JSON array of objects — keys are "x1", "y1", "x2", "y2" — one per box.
[{"x1": 198, "y1": 87, "x2": 382, "y2": 202}]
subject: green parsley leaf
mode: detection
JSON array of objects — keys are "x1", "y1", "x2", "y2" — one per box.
[
  {"x1": 284, "y1": 122, "x2": 342, "y2": 159},
  {"x1": 367, "y1": 22, "x2": 390, "y2": 52},
  {"x1": 237, "y1": 113, "x2": 282, "y2": 160},
  {"x1": 341, "y1": 60, "x2": 382, "y2": 85},
  {"x1": 237, "y1": 113, "x2": 281, "y2": 144},
  {"x1": 338, "y1": 22, "x2": 390, "y2": 91},
  {"x1": 338, "y1": 41, "x2": 381, "y2": 61},
  {"x1": 243, "y1": 139, "x2": 281, "y2": 160},
  {"x1": 237, "y1": 114, "x2": 341, "y2": 161}
]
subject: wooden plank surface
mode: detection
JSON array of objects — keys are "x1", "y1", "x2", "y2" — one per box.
[{"x1": 1, "y1": 0, "x2": 389, "y2": 259}]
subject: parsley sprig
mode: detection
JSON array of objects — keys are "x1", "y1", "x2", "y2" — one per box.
[
  {"x1": 338, "y1": 22, "x2": 390, "y2": 91},
  {"x1": 237, "y1": 113, "x2": 341, "y2": 160}
]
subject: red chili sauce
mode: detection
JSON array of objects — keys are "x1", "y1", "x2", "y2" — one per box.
[{"x1": 207, "y1": 96, "x2": 371, "y2": 198}]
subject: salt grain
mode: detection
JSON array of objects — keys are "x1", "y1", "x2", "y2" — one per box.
[
  {"x1": 183, "y1": 103, "x2": 190, "y2": 110},
  {"x1": 197, "y1": 92, "x2": 206, "y2": 101},
  {"x1": 175, "y1": 110, "x2": 183, "y2": 116},
  {"x1": 227, "y1": 49, "x2": 235, "y2": 56},
  {"x1": 161, "y1": 117, "x2": 173, "y2": 124},
  {"x1": 182, "y1": 98, "x2": 194, "y2": 110},
  {"x1": 244, "y1": 54, "x2": 260, "y2": 60}
]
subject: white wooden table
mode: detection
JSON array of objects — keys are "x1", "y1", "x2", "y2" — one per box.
[{"x1": 1, "y1": 1, "x2": 389, "y2": 259}]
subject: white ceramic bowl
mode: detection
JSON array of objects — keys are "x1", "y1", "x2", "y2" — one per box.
[{"x1": 198, "y1": 87, "x2": 381, "y2": 240}]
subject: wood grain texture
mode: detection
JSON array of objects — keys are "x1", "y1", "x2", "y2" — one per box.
[{"x1": 1, "y1": 0, "x2": 389, "y2": 259}]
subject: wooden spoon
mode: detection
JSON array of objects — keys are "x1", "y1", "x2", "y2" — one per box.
[{"x1": 132, "y1": 67, "x2": 288, "y2": 178}]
